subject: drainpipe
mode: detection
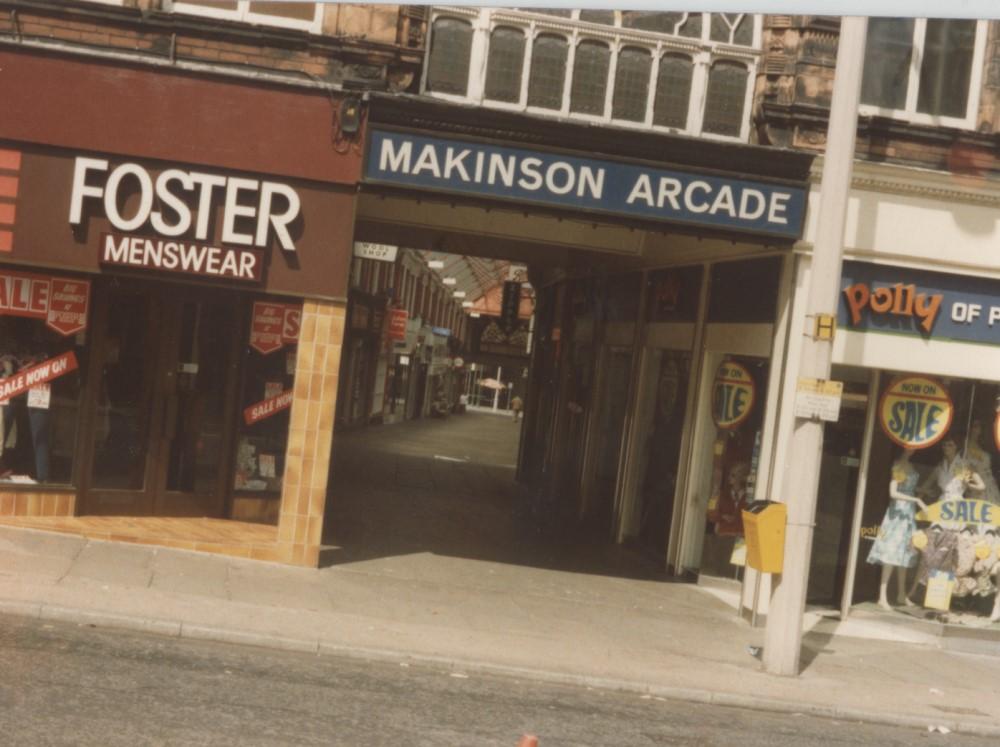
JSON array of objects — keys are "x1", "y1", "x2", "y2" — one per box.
[{"x1": 762, "y1": 16, "x2": 868, "y2": 677}]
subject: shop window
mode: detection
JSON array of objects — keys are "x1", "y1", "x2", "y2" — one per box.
[
  {"x1": 426, "y1": 17, "x2": 473, "y2": 96},
  {"x1": 702, "y1": 60, "x2": 749, "y2": 137},
  {"x1": 527, "y1": 34, "x2": 568, "y2": 110},
  {"x1": 232, "y1": 303, "x2": 300, "y2": 500},
  {"x1": 167, "y1": 1, "x2": 322, "y2": 32},
  {"x1": 485, "y1": 27, "x2": 526, "y2": 104},
  {"x1": 652, "y1": 54, "x2": 693, "y2": 129},
  {"x1": 612, "y1": 47, "x2": 652, "y2": 123},
  {"x1": 860, "y1": 18, "x2": 985, "y2": 128},
  {"x1": 569, "y1": 40, "x2": 611, "y2": 117},
  {"x1": 854, "y1": 374, "x2": 1000, "y2": 624},
  {"x1": 1, "y1": 317, "x2": 87, "y2": 487},
  {"x1": 707, "y1": 257, "x2": 781, "y2": 324}
]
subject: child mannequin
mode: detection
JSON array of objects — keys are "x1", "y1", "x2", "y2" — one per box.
[{"x1": 867, "y1": 448, "x2": 926, "y2": 610}]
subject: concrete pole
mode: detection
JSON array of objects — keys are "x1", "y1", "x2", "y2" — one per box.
[{"x1": 762, "y1": 16, "x2": 868, "y2": 676}]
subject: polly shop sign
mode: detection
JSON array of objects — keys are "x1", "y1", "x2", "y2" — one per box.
[
  {"x1": 0, "y1": 269, "x2": 90, "y2": 336},
  {"x1": 0, "y1": 351, "x2": 79, "y2": 402},
  {"x1": 712, "y1": 361, "x2": 756, "y2": 429},
  {"x1": 879, "y1": 376, "x2": 953, "y2": 449},
  {"x1": 839, "y1": 260, "x2": 1000, "y2": 345},
  {"x1": 69, "y1": 157, "x2": 302, "y2": 252}
]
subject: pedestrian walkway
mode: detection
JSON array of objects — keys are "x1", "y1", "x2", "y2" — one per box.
[{"x1": 1, "y1": 414, "x2": 999, "y2": 736}]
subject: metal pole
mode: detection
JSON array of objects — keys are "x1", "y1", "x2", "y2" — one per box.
[
  {"x1": 493, "y1": 365, "x2": 502, "y2": 411},
  {"x1": 762, "y1": 16, "x2": 868, "y2": 676}
]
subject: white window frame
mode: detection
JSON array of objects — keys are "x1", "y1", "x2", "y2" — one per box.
[
  {"x1": 858, "y1": 18, "x2": 988, "y2": 131},
  {"x1": 423, "y1": 7, "x2": 761, "y2": 142},
  {"x1": 165, "y1": 1, "x2": 324, "y2": 34}
]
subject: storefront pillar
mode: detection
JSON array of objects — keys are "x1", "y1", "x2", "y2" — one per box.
[{"x1": 274, "y1": 299, "x2": 346, "y2": 567}]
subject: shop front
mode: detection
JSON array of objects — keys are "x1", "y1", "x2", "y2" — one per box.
[{"x1": 0, "y1": 49, "x2": 359, "y2": 566}]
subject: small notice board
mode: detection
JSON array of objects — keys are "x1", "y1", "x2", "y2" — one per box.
[{"x1": 794, "y1": 378, "x2": 843, "y2": 422}]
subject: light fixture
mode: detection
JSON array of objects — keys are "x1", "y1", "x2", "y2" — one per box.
[
  {"x1": 428, "y1": 260, "x2": 444, "y2": 269},
  {"x1": 462, "y1": 301, "x2": 473, "y2": 308},
  {"x1": 443, "y1": 277, "x2": 457, "y2": 285},
  {"x1": 453, "y1": 291, "x2": 466, "y2": 298}
]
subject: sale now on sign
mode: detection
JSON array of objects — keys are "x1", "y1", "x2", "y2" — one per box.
[
  {"x1": 879, "y1": 376, "x2": 953, "y2": 449},
  {"x1": 243, "y1": 388, "x2": 294, "y2": 425},
  {"x1": 0, "y1": 270, "x2": 90, "y2": 336},
  {"x1": 712, "y1": 361, "x2": 756, "y2": 429},
  {"x1": 0, "y1": 351, "x2": 79, "y2": 402}
]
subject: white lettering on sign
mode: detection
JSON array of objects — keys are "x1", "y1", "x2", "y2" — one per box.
[
  {"x1": 69, "y1": 158, "x2": 301, "y2": 251},
  {"x1": 101, "y1": 234, "x2": 262, "y2": 282},
  {"x1": 353, "y1": 242, "x2": 399, "y2": 262}
]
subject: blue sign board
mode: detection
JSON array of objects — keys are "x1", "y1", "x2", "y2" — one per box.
[
  {"x1": 364, "y1": 129, "x2": 807, "y2": 240},
  {"x1": 839, "y1": 260, "x2": 1000, "y2": 346}
]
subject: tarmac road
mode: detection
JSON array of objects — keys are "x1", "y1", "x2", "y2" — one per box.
[{"x1": 0, "y1": 614, "x2": 989, "y2": 747}]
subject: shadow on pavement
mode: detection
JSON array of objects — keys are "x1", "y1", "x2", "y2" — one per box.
[{"x1": 321, "y1": 412, "x2": 672, "y2": 581}]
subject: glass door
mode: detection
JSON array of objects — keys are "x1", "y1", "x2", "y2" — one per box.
[{"x1": 81, "y1": 282, "x2": 240, "y2": 517}]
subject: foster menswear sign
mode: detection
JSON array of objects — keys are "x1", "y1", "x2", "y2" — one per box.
[{"x1": 364, "y1": 129, "x2": 807, "y2": 239}]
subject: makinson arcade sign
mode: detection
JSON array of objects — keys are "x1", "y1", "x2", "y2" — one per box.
[{"x1": 364, "y1": 129, "x2": 808, "y2": 240}]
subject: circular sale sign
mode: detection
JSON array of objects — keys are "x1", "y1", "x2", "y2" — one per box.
[
  {"x1": 879, "y1": 376, "x2": 953, "y2": 449},
  {"x1": 712, "y1": 361, "x2": 756, "y2": 430}
]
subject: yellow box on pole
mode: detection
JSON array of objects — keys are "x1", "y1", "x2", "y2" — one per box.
[{"x1": 742, "y1": 501, "x2": 787, "y2": 574}]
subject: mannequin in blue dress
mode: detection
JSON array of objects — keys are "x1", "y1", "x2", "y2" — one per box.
[{"x1": 867, "y1": 448, "x2": 927, "y2": 610}]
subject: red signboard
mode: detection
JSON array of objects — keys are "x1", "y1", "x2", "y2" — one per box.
[
  {"x1": 0, "y1": 270, "x2": 90, "y2": 336},
  {"x1": 0, "y1": 351, "x2": 79, "y2": 402},
  {"x1": 388, "y1": 308, "x2": 408, "y2": 341},
  {"x1": 243, "y1": 389, "x2": 294, "y2": 426},
  {"x1": 250, "y1": 302, "x2": 286, "y2": 355},
  {"x1": 282, "y1": 306, "x2": 301, "y2": 344}
]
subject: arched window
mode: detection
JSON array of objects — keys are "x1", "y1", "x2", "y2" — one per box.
[
  {"x1": 702, "y1": 60, "x2": 748, "y2": 137},
  {"x1": 612, "y1": 47, "x2": 652, "y2": 122},
  {"x1": 485, "y1": 27, "x2": 526, "y2": 103},
  {"x1": 426, "y1": 17, "x2": 473, "y2": 95},
  {"x1": 653, "y1": 53, "x2": 693, "y2": 129},
  {"x1": 527, "y1": 34, "x2": 568, "y2": 110},
  {"x1": 570, "y1": 40, "x2": 610, "y2": 116}
]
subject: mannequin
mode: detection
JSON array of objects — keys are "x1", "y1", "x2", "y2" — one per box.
[
  {"x1": 867, "y1": 447, "x2": 926, "y2": 610},
  {"x1": 923, "y1": 436, "x2": 985, "y2": 502},
  {"x1": 962, "y1": 420, "x2": 1000, "y2": 505}
]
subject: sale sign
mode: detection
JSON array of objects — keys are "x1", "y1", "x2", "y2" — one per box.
[
  {"x1": 712, "y1": 361, "x2": 756, "y2": 430},
  {"x1": 243, "y1": 389, "x2": 294, "y2": 425},
  {"x1": 879, "y1": 376, "x2": 953, "y2": 449},
  {"x1": 0, "y1": 270, "x2": 90, "y2": 336},
  {"x1": 388, "y1": 308, "x2": 408, "y2": 342},
  {"x1": 250, "y1": 302, "x2": 301, "y2": 354},
  {"x1": 0, "y1": 351, "x2": 79, "y2": 402}
]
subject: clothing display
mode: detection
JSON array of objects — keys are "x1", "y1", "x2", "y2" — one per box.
[
  {"x1": 867, "y1": 463, "x2": 919, "y2": 568},
  {"x1": 933, "y1": 456, "x2": 973, "y2": 501},
  {"x1": 963, "y1": 444, "x2": 1000, "y2": 505},
  {"x1": 914, "y1": 527, "x2": 959, "y2": 587}
]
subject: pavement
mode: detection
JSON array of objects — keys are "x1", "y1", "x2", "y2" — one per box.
[{"x1": 2, "y1": 411, "x2": 1000, "y2": 737}]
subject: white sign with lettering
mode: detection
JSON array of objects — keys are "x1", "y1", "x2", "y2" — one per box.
[{"x1": 353, "y1": 242, "x2": 398, "y2": 262}]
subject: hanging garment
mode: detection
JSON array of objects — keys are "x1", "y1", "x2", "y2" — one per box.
[
  {"x1": 915, "y1": 528, "x2": 959, "y2": 587},
  {"x1": 953, "y1": 531, "x2": 979, "y2": 598}
]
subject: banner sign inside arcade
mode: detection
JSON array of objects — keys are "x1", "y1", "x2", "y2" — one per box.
[
  {"x1": 0, "y1": 270, "x2": 90, "y2": 336},
  {"x1": 365, "y1": 129, "x2": 807, "y2": 239},
  {"x1": 879, "y1": 376, "x2": 953, "y2": 449},
  {"x1": 840, "y1": 260, "x2": 1000, "y2": 345},
  {"x1": 712, "y1": 361, "x2": 756, "y2": 430}
]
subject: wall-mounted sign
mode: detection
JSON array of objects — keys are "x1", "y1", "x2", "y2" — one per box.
[
  {"x1": 0, "y1": 351, "x2": 79, "y2": 402},
  {"x1": 501, "y1": 281, "x2": 521, "y2": 331},
  {"x1": 388, "y1": 308, "x2": 408, "y2": 341},
  {"x1": 916, "y1": 499, "x2": 999, "y2": 528},
  {"x1": 365, "y1": 129, "x2": 807, "y2": 240},
  {"x1": 353, "y1": 241, "x2": 398, "y2": 262},
  {"x1": 70, "y1": 157, "x2": 301, "y2": 251},
  {"x1": 879, "y1": 376, "x2": 953, "y2": 449},
  {"x1": 712, "y1": 361, "x2": 756, "y2": 430},
  {"x1": 100, "y1": 233, "x2": 263, "y2": 283},
  {"x1": 250, "y1": 302, "x2": 301, "y2": 355},
  {"x1": 793, "y1": 378, "x2": 843, "y2": 422},
  {"x1": 0, "y1": 269, "x2": 89, "y2": 336},
  {"x1": 243, "y1": 389, "x2": 294, "y2": 426},
  {"x1": 840, "y1": 260, "x2": 1000, "y2": 345}
]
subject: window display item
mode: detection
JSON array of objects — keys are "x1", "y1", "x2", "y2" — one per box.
[
  {"x1": 866, "y1": 448, "x2": 925, "y2": 609},
  {"x1": 963, "y1": 420, "x2": 1000, "y2": 505}
]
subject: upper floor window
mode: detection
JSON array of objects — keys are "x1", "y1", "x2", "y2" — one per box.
[
  {"x1": 861, "y1": 18, "x2": 987, "y2": 129},
  {"x1": 166, "y1": 1, "x2": 323, "y2": 33},
  {"x1": 423, "y1": 8, "x2": 760, "y2": 141}
]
